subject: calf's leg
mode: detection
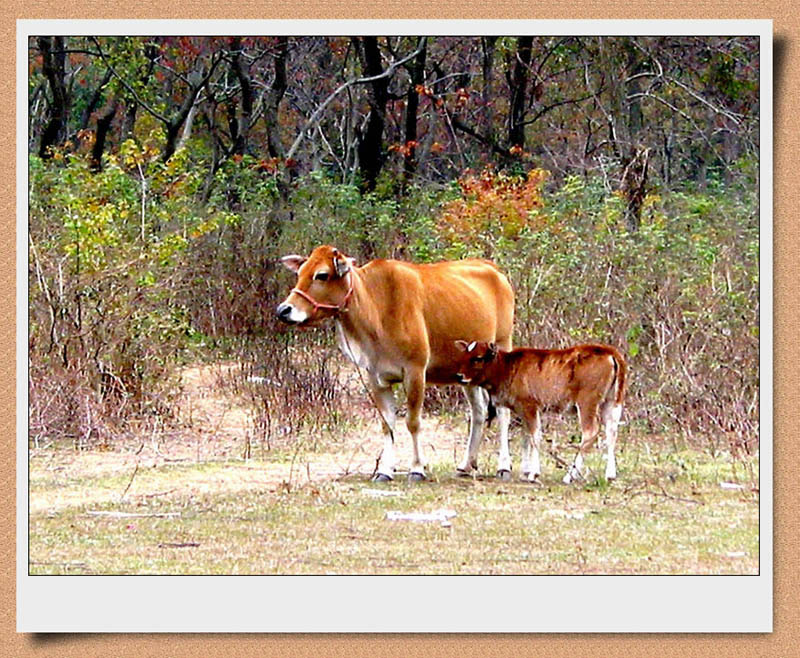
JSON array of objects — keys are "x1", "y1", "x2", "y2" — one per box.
[
  {"x1": 521, "y1": 406, "x2": 542, "y2": 483},
  {"x1": 563, "y1": 399, "x2": 601, "y2": 484},
  {"x1": 495, "y1": 406, "x2": 513, "y2": 480},
  {"x1": 601, "y1": 401, "x2": 623, "y2": 480}
]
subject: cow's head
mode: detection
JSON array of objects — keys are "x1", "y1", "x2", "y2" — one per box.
[
  {"x1": 453, "y1": 340, "x2": 499, "y2": 385},
  {"x1": 276, "y1": 245, "x2": 356, "y2": 325}
]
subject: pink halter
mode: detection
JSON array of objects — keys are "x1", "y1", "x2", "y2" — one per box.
[{"x1": 290, "y1": 274, "x2": 354, "y2": 317}]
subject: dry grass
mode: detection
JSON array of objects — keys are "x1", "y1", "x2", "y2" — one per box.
[{"x1": 28, "y1": 361, "x2": 760, "y2": 575}]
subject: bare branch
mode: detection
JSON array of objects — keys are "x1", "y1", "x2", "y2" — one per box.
[
  {"x1": 285, "y1": 38, "x2": 426, "y2": 161},
  {"x1": 89, "y1": 36, "x2": 170, "y2": 125}
]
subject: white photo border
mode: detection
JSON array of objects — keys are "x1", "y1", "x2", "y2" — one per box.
[{"x1": 17, "y1": 19, "x2": 773, "y2": 633}]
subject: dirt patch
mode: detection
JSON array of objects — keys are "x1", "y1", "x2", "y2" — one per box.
[
  {"x1": 171, "y1": 360, "x2": 473, "y2": 476},
  {"x1": 29, "y1": 360, "x2": 477, "y2": 514}
]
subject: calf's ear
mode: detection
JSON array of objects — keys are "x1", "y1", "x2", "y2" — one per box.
[
  {"x1": 486, "y1": 342, "x2": 499, "y2": 360},
  {"x1": 455, "y1": 340, "x2": 473, "y2": 352},
  {"x1": 280, "y1": 255, "x2": 306, "y2": 273}
]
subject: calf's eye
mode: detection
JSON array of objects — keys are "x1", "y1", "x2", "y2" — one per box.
[{"x1": 314, "y1": 271, "x2": 329, "y2": 281}]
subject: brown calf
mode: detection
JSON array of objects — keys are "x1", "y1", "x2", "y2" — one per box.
[{"x1": 454, "y1": 340, "x2": 627, "y2": 483}]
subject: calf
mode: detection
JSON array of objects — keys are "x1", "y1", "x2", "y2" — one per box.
[{"x1": 454, "y1": 340, "x2": 627, "y2": 483}]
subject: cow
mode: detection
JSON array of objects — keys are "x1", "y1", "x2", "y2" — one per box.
[
  {"x1": 275, "y1": 245, "x2": 515, "y2": 482},
  {"x1": 453, "y1": 340, "x2": 627, "y2": 483}
]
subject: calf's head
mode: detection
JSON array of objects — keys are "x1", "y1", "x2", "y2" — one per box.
[
  {"x1": 276, "y1": 245, "x2": 356, "y2": 325},
  {"x1": 453, "y1": 340, "x2": 499, "y2": 385}
]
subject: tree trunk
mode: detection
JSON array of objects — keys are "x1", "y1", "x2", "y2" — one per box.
[
  {"x1": 161, "y1": 53, "x2": 223, "y2": 163},
  {"x1": 508, "y1": 36, "x2": 533, "y2": 150},
  {"x1": 621, "y1": 147, "x2": 650, "y2": 232},
  {"x1": 38, "y1": 36, "x2": 70, "y2": 158},
  {"x1": 230, "y1": 36, "x2": 253, "y2": 156},
  {"x1": 120, "y1": 100, "x2": 138, "y2": 142},
  {"x1": 402, "y1": 41, "x2": 427, "y2": 188},
  {"x1": 480, "y1": 37, "x2": 498, "y2": 144},
  {"x1": 176, "y1": 101, "x2": 199, "y2": 152},
  {"x1": 624, "y1": 39, "x2": 643, "y2": 147},
  {"x1": 79, "y1": 68, "x2": 112, "y2": 133},
  {"x1": 355, "y1": 37, "x2": 389, "y2": 193},
  {"x1": 90, "y1": 101, "x2": 118, "y2": 172},
  {"x1": 264, "y1": 37, "x2": 288, "y2": 160}
]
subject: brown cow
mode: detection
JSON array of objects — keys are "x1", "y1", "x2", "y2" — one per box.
[
  {"x1": 453, "y1": 340, "x2": 627, "y2": 483},
  {"x1": 276, "y1": 245, "x2": 515, "y2": 482}
]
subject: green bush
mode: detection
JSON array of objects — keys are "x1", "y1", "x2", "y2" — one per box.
[
  {"x1": 28, "y1": 144, "x2": 219, "y2": 444},
  {"x1": 28, "y1": 148, "x2": 759, "y2": 456}
]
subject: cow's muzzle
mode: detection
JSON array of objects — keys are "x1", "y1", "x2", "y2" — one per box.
[{"x1": 276, "y1": 302, "x2": 301, "y2": 324}]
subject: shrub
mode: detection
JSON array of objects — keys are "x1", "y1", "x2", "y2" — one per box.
[
  {"x1": 28, "y1": 148, "x2": 759, "y2": 458},
  {"x1": 28, "y1": 144, "x2": 218, "y2": 445}
]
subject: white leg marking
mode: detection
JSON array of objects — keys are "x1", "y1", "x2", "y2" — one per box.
[
  {"x1": 374, "y1": 386, "x2": 397, "y2": 479},
  {"x1": 458, "y1": 386, "x2": 487, "y2": 472},
  {"x1": 380, "y1": 432, "x2": 396, "y2": 479},
  {"x1": 496, "y1": 406, "x2": 512, "y2": 473},
  {"x1": 604, "y1": 404, "x2": 622, "y2": 481},
  {"x1": 563, "y1": 452, "x2": 584, "y2": 484},
  {"x1": 406, "y1": 373, "x2": 426, "y2": 478},
  {"x1": 605, "y1": 448, "x2": 617, "y2": 481},
  {"x1": 526, "y1": 410, "x2": 542, "y2": 482}
]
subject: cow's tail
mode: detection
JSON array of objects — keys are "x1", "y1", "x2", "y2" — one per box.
[{"x1": 486, "y1": 398, "x2": 497, "y2": 426}]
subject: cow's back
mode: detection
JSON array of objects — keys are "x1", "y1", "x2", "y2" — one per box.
[{"x1": 359, "y1": 258, "x2": 514, "y2": 383}]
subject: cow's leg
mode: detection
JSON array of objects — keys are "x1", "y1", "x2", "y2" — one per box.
[
  {"x1": 521, "y1": 407, "x2": 542, "y2": 483},
  {"x1": 495, "y1": 406, "x2": 512, "y2": 481},
  {"x1": 372, "y1": 383, "x2": 398, "y2": 482},
  {"x1": 494, "y1": 334, "x2": 513, "y2": 481},
  {"x1": 601, "y1": 401, "x2": 622, "y2": 481},
  {"x1": 456, "y1": 385, "x2": 487, "y2": 475},
  {"x1": 404, "y1": 367, "x2": 427, "y2": 482},
  {"x1": 563, "y1": 398, "x2": 600, "y2": 484}
]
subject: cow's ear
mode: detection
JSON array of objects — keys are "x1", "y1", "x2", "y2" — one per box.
[
  {"x1": 333, "y1": 250, "x2": 354, "y2": 278},
  {"x1": 280, "y1": 255, "x2": 306, "y2": 273}
]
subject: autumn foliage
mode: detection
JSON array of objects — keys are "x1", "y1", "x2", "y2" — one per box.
[{"x1": 437, "y1": 168, "x2": 549, "y2": 249}]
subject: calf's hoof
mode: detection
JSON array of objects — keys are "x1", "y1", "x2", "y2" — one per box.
[
  {"x1": 372, "y1": 473, "x2": 393, "y2": 483},
  {"x1": 497, "y1": 469, "x2": 512, "y2": 482},
  {"x1": 408, "y1": 472, "x2": 426, "y2": 483}
]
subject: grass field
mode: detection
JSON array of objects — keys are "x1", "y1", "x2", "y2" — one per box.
[{"x1": 27, "y1": 363, "x2": 760, "y2": 576}]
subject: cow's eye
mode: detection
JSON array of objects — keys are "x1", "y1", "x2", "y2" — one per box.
[{"x1": 314, "y1": 271, "x2": 329, "y2": 281}]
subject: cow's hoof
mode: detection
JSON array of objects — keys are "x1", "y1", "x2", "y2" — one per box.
[
  {"x1": 497, "y1": 469, "x2": 512, "y2": 482},
  {"x1": 408, "y1": 472, "x2": 426, "y2": 483},
  {"x1": 372, "y1": 473, "x2": 393, "y2": 483}
]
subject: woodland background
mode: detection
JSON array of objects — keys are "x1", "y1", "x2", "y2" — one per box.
[{"x1": 27, "y1": 35, "x2": 760, "y2": 458}]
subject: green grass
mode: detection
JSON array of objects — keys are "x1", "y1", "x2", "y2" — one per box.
[{"x1": 28, "y1": 439, "x2": 759, "y2": 575}]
